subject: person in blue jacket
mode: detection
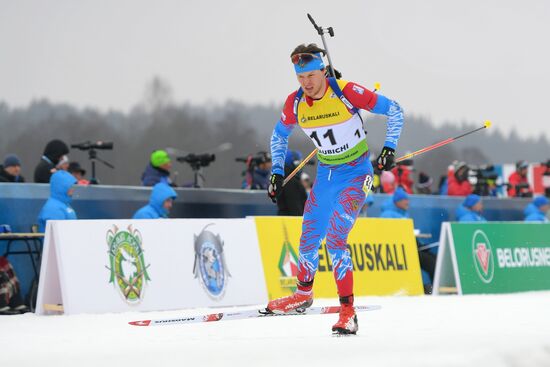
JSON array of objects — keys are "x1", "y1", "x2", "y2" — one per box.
[
  {"x1": 524, "y1": 196, "x2": 549, "y2": 222},
  {"x1": 37, "y1": 170, "x2": 78, "y2": 232},
  {"x1": 380, "y1": 187, "x2": 410, "y2": 218},
  {"x1": 133, "y1": 183, "x2": 177, "y2": 219},
  {"x1": 456, "y1": 194, "x2": 487, "y2": 222}
]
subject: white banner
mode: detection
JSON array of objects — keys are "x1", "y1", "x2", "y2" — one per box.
[{"x1": 36, "y1": 218, "x2": 267, "y2": 315}]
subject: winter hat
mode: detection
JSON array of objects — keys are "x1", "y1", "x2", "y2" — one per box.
[
  {"x1": 393, "y1": 187, "x2": 409, "y2": 203},
  {"x1": 463, "y1": 194, "x2": 481, "y2": 208},
  {"x1": 43, "y1": 139, "x2": 69, "y2": 163},
  {"x1": 68, "y1": 162, "x2": 86, "y2": 175},
  {"x1": 3, "y1": 154, "x2": 21, "y2": 168},
  {"x1": 516, "y1": 160, "x2": 529, "y2": 170},
  {"x1": 416, "y1": 172, "x2": 433, "y2": 188},
  {"x1": 150, "y1": 150, "x2": 171, "y2": 168},
  {"x1": 533, "y1": 196, "x2": 550, "y2": 208},
  {"x1": 285, "y1": 150, "x2": 302, "y2": 167}
]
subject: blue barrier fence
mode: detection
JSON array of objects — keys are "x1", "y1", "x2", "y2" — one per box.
[{"x1": 0, "y1": 183, "x2": 531, "y2": 300}]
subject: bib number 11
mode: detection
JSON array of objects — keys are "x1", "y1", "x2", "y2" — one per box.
[{"x1": 309, "y1": 129, "x2": 361, "y2": 147}]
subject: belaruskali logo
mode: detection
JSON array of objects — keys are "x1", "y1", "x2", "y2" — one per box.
[
  {"x1": 106, "y1": 225, "x2": 151, "y2": 304},
  {"x1": 471, "y1": 229, "x2": 494, "y2": 283},
  {"x1": 193, "y1": 224, "x2": 231, "y2": 300}
]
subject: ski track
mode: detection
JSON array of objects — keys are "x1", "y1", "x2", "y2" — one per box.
[{"x1": 1, "y1": 293, "x2": 550, "y2": 367}]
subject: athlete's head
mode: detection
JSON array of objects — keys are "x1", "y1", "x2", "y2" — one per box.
[{"x1": 291, "y1": 43, "x2": 327, "y2": 99}]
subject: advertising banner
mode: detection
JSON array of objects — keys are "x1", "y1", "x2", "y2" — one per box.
[
  {"x1": 36, "y1": 219, "x2": 267, "y2": 315},
  {"x1": 255, "y1": 217, "x2": 423, "y2": 300},
  {"x1": 433, "y1": 222, "x2": 550, "y2": 295}
]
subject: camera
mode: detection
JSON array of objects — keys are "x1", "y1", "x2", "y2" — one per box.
[
  {"x1": 71, "y1": 141, "x2": 114, "y2": 150},
  {"x1": 177, "y1": 153, "x2": 216, "y2": 169},
  {"x1": 468, "y1": 165, "x2": 500, "y2": 196},
  {"x1": 235, "y1": 152, "x2": 272, "y2": 168}
]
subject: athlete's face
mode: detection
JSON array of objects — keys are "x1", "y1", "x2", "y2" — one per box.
[{"x1": 297, "y1": 69, "x2": 326, "y2": 99}]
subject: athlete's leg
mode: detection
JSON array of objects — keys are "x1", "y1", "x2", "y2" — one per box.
[
  {"x1": 296, "y1": 164, "x2": 331, "y2": 292},
  {"x1": 325, "y1": 156, "x2": 373, "y2": 298}
]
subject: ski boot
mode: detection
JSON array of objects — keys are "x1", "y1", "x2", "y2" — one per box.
[
  {"x1": 332, "y1": 296, "x2": 358, "y2": 335},
  {"x1": 266, "y1": 290, "x2": 313, "y2": 314}
]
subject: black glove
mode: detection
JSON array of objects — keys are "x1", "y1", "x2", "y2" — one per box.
[
  {"x1": 376, "y1": 147, "x2": 395, "y2": 171},
  {"x1": 267, "y1": 174, "x2": 284, "y2": 203}
]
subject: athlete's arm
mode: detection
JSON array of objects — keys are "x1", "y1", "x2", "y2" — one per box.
[
  {"x1": 270, "y1": 93, "x2": 297, "y2": 175},
  {"x1": 342, "y1": 82, "x2": 404, "y2": 150}
]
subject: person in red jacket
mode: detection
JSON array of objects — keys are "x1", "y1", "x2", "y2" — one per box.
[
  {"x1": 391, "y1": 158, "x2": 414, "y2": 193},
  {"x1": 447, "y1": 161, "x2": 473, "y2": 196},
  {"x1": 507, "y1": 160, "x2": 533, "y2": 198}
]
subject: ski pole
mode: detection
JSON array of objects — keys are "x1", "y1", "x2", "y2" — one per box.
[
  {"x1": 395, "y1": 120, "x2": 492, "y2": 163},
  {"x1": 307, "y1": 13, "x2": 336, "y2": 79},
  {"x1": 283, "y1": 120, "x2": 492, "y2": 186}
]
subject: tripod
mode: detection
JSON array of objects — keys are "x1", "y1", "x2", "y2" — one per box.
[{"x1": 87, "y1": 148, "x2": 114, "y2": 185}]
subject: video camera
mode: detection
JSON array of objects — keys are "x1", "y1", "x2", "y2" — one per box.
[
  {"x1": 468, "y1": 165, "x2": 500, "y2": 196},
  {"x1": 71, "y1": 141, "x2": 114, "y2": 150},
  {"x1": 235, "y1": 152, "x2": 272, "y2": 169},
  {"x1": 176, "y1": 153, "x2": 216, "y2": 170}
]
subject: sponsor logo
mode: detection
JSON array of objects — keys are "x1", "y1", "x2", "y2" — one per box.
[
  {"x1": 471, "y1": 230, "x2": 494, "y2": 283},
  {"x1": 318, "y1": 242, "x2": 409, "y2": 273},
  {"x1": 306, "y1": 111, "x2": 340, "y2": 121},
  {"x1": 106, "y1": 225, "x2": 150, "y2": 304},
  {"x1": 278, "y1": 224, "x2": 300, "y2": 290},
  {"x1": 318, "y1": 143, "x2": 349, "y2": 155},
  {"x1": 363, "y1": 175, "x2": 373, "y2": 194},
  {"x1": 352, "y1": 85, "x2": 365, "y2": 95},
  {"x1": 301, "y1": 114, "x2": 307, "y2": 123},
  {"x1": 193, "y1": 224, "x2": 231, "y2": 300}
]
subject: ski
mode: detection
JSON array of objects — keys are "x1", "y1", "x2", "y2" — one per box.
[{"x1": 128, "y1": 305, "x2": 381, "y2": 327}]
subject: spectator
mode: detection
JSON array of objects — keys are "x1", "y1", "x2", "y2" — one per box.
[
  {"x1": 541, "y1": 159, "x2": 550, "y2": 198},
  {"x1": 524, "y1": 196, "x2": 549, "y2": 222},
  {"x1": 141, "y1": 150, "x2": 174, "y2": 187},
  {"x1": 508, "y1": 160, "x2": 533, "y2": 198},
  {"x1": 34, "y1": 139, "x2": 70, "y2": 183},
  {"x1": 392, "y1": 158, "x2": 414, "y2": 194},
  {"x1": 447, "y1": 161, "x2": 473, "y2": 196},
  {"x1": 133, "y1": 183, "x2": 177, "y2": 219},
  {"x1": 380, "y1": 187, "x2": 410, "y2": 218},
  {"x1": 37, "y1": 170, "x2": 77, "y2": 232},
  {"x1": 380, "y1": 187, "x2": 436, "y2": 293},
  {"x1": 276, "y1": 150, "x2": 308, "y2": 216},
  {"x1": 0, "y1": 256, "x2": 27, "y2": 314},
  {"x1": 56, "y1": 155, "x2": 69, "y2": 171},
  {"x1": 250, "y1": 152, "x2": 272, "y2": 190},
  {"x1": 0, "y1": 154, "x2": 25, "y2": 183},
  {"x1": 68, "y1": 162, "x2": 90, "y2": 185},
  {"x1": 300, "y1": 172, "x2": 312, "y2": 194},
  {"x1": 415, "y1": 172, "x2": 433, "y2": 194},
  {"x1": 456, "y1": 194, "x2": 487, "y2": 222},
  {"x1": 380, "y1": 170, "x2": 397, "y2": 194}
]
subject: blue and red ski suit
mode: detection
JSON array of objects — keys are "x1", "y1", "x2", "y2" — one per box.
[{"x1": 270, "y1": 78, "x2": 404, "y2": 297}]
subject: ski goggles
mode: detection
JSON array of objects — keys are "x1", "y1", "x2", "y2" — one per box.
[{"x1": 291, "y1": 53, "x2": 325, "y2": 74}]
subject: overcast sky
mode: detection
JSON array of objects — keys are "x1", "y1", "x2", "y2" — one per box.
[{"x1": 1, "y1": 0, "x2": 549, "y2": 139}]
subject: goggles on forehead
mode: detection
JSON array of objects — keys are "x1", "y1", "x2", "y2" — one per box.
[{"x1": 291, "y1": 53, "x2": 322, "y2": 67}]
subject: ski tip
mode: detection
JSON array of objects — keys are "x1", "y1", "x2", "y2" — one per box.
[{"x1": 129, "y1": 320, "x2": 151, "y2": 327}]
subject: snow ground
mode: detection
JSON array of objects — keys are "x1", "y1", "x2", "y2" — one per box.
[{"x1": 2, "y1": 292, "x2": 550, "y2": 367}]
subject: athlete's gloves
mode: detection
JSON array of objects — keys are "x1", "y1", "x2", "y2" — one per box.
[
  {"x1": 267, "y1": 174, "x2": 284, "y2": 203},
  {"x1": 376, "y1": 147, "x2": 396, "y2": 171}
]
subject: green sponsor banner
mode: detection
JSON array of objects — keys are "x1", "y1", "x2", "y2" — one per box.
[{"x1": 435, "y1": 222, "x2": 550, "y2": 295}]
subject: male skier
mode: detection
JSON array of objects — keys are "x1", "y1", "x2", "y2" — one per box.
[{"x1": 267, "y1": 44, "x2": 404, "y2": 334}]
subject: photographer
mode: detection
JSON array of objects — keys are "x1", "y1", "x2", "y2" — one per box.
[
  {"x1": 447, "y1": 161, "x2": 473, "y2": 196},
  {"x1": 391, "y1": 157, "x2": 414, "y2": 194},
  {"x1": 240, "y1": 152, "x2": 272, "y2": 190},
  {"x1": 141, "y1": 150, "x2": 174, "y2": 187},
  {"x1": 276, "y1": 150, "x2": 308, "y2": 216},
  {"x1": 0, "y1": 155, "x2": 25, "y2": 183},
  {"x1": 34, "y1": 139, "x2": 69, "y2": 183},
  {"x1": 507, "y1": 160, "x2": 533, "y2": 198}
]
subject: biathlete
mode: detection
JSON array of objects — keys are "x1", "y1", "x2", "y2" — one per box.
[{"x1": 266, "y1": 43, "x2": 404, "y2": 335}]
